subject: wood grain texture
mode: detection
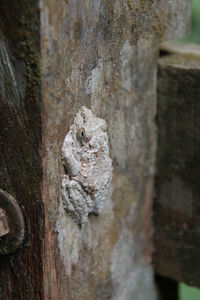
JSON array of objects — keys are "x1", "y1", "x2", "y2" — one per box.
[
  {"x1": 0, "y1": 1, "x2": 191, "y2": 299},
  {"x1": 40, "y1": 1, "x2": 190, "y2": 299},
  {"x1": 0, "y1": 1, "x2": 43, "y2": 299},
  {"x1": 154, "y1": 42, "x2": 200, "y2": 287}
]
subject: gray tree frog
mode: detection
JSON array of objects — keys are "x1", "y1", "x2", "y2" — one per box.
[{"x1": 61, "y1": 106, "x2": 112, "y2": 225}]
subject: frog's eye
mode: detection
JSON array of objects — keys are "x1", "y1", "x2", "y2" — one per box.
[
  {"x1": 77, "y1": 127, "x2": 92, "y2": 143},
  {"x1": 77, "y1": 128, "x2": 89, "y2": 143},
  {"x1": 79, "y1": 128, "x2": 85, "y2": 138},
  {"x1": 77, "y1": 128, "x2": 85, "y2": 140}
]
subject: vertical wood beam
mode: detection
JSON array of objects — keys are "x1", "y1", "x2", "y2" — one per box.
[
  {"x1": 0, "y1": 1, "x2": 43, "y2": 298},
  {"x1": 154, "y1": 42, "x2": 200, "y2": 287},
  {"x1": 0, "y1": 1, "x2": 191, "y2": 299}
]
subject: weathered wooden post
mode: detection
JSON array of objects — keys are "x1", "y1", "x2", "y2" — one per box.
[
  {"x1": 0, "y1": 1, "x2": 190, "y2": 299},
  {"x1": 154, "y1": 41, "x2": 200, "y2": 288}
]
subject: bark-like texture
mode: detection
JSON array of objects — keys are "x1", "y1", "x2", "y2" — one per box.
[
  {"x1": 154, "y1": 42, "x2": 200, "y2": 287},
  {"x1": 40, "y1": 1, "x2": 190, "y2": 299}
]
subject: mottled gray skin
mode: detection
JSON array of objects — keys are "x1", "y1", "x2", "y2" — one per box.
[{"x1": 61, "y1": 106, "x2": 112, "y2": 225}]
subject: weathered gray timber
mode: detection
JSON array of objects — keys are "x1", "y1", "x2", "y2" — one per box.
[
  {"x1": 41, "y1": 2, "x2": 190, "y2": 299},
  {"x1": 154, "y1": 42, "x2": 200, "y2": 287},
  {"x1": 0, "y1": 1, "x2": 190, "y2": 299}
]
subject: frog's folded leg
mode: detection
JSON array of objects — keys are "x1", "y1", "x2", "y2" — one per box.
[{"x1": 61, "y1": 175, "x2": 92, "y2": 225}]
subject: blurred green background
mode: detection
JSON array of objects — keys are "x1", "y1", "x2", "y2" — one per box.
[
  {"x1": 179, "y1": 283, "x2": 200, "y2": 300},
  {"x1": 178, "y1": 1, "x2": 200, "y2": 299},
  {"x1": 182, "y1": 0, "x2": 200, "y2": 44}
]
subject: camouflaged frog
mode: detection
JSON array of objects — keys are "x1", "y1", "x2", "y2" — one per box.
[{"x1": 61, "y1": 106, "x2": 112, "y2": 225}]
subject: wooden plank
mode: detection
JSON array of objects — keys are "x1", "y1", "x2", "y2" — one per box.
[
  {"x1": 0, "y1": 1, "x2": 191, "y2": 298},
  {"x1": 40, "y1": 2, "x2": 190, "y2": 299},
  {"x1": 154, "y1": 42, "x2": 200, "y2": 287},
  {"x1": 0, "y1": 1, "x2": 43, "y2": 299}
]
